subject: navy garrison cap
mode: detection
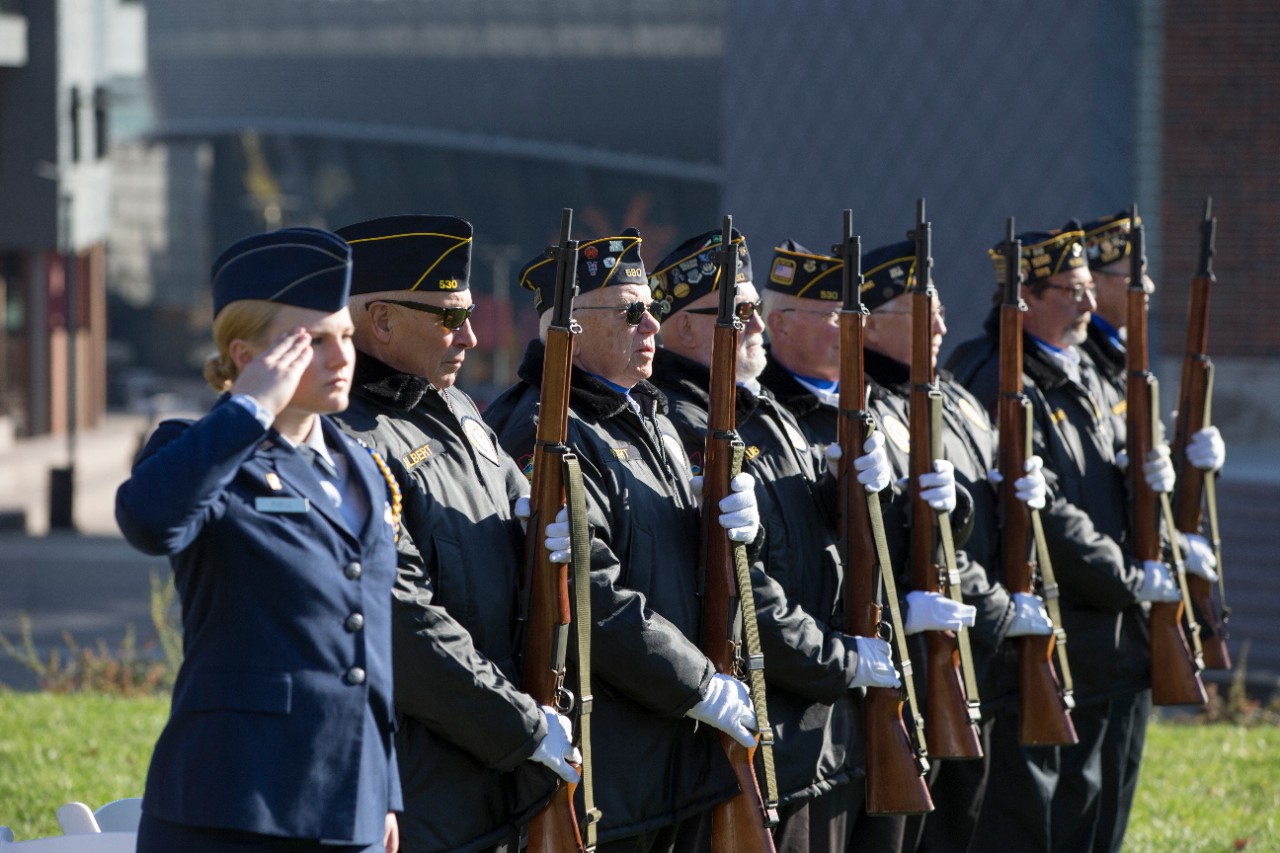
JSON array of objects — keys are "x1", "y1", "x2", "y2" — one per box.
[
  {"x1": 861, "y1": 240, "x2": 920, "y2": 311},
  {"x1": 520, "y1": 227, "x2": 647, "y2": 315},
  {"x1": 211, "y1": 227, "x2": 352, "y2": 317},
  {"x1": 336, "y1": 214, "x2": 473, "y2": 295},
  {"x1": 1082, "y1": 209, "x2": 1141, "y2": 270},
  {"x1": 764, "y1": 240, "x2": 843, "y2": 303},
  {"x1": 989, "y1": 225, "x2": 1086, "y2": 283},
  {"x1": 649, "y1": 228, "x2": 752, "y2": 317}
]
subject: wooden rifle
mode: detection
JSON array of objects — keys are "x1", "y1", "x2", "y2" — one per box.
[
  {"x1": 834, "y1": 209, "x2": 934, "y2": 814},
  {"x1": 523, "y1": 209, "x2": 596, "y2": 851},
  {"x1": 995, "y1": 218, "x2": 1078, "y2": 746},
  {"x1": 698, "y1": 216, "x2": 778, "y2": 853},
  {"x1": 1171, "y1": 198, "x2": 1230, "y2": 671},
  {"x1": 907, "y1": 198, "x2": 982, "y2": 758},
  {"x1": 1124, "y1": 204, "x2": 1207, "y2": 706}
]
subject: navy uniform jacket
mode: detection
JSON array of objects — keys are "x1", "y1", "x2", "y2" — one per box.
[{"x1": 116, "y1": 398, "x2": 403, "y2": 844}]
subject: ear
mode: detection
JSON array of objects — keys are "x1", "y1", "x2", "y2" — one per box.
[
  {"x1": 366, "y1": 301, "x2": 395, "y2": 344},
  {"x1": 228, "y1": 338, "x2": 258, "y2": 371},
  {"x1": 767, "y1": 308, "x2": 790, "y2": 343},
  {"x1": 671, "y1": 312, "x2": 699, "y2": 349}
]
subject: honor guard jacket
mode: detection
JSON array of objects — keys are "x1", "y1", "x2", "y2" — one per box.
[
  {"x1": 484, "y1": 339, "x2": 739, "y2": 844},
  {"x1": 334, "y1": 353, "x2": 554, "y2": 853}
]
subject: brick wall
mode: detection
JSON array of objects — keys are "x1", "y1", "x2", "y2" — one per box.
[{"x1": 1161, "y1": 2, "x2": 1280, "y2": 358}]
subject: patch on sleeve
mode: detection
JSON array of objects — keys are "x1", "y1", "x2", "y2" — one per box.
[{"x1": 881, "y1": 413, "x2": 911, "y2": 454}]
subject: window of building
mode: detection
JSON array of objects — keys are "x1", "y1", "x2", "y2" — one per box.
[{"x1": 69, "y1": 87, "x2": 81, "y2": 163}]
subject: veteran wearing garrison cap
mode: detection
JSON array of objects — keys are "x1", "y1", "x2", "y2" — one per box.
[
  {"x1": 330, "y1": 215, "x2": 579, "y2": 853},
  {"x1": 117, "y1": 228, "x2": 404, "y2": 853},
  {"x1": 648, "y1": 228, "x2": 904, "y2": 853},
  {"x1": 485, "y1": 226, "x2": 764, "y2": 853},
  {"x1": 948, "y1": 223, "x2": 1190, "y2": 853}
]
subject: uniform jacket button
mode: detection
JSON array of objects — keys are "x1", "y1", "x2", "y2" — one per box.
[
  {"x1": 345, "y1": 613, "x2": 365, "y2": 632},
  {"x1": 344, "y1": 561, "x2": 362, "y2": 580},
  {"x1": 346, "y1": 667, "x2": 366, "y2": 685}
]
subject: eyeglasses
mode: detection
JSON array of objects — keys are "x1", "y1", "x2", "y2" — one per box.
[
  {"x1": 1041, "y1": 281, "x2": 1097, "y2": 303},
  {"x1": 370, "y1": 299, "x2": 475, "y2": 331},
  {"x1": 684, "y1": 300, "x2": 763, "y2": 322},
  {"x1": 875, "y1": 305, "x2": 947, "y2": 321},
  {"x1": 577, "y1": 300, "x2": 670, "y2": 326}
]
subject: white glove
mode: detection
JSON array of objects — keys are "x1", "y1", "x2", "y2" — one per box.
[
  {"x1": 687, "y1": 673, "x2": 758, "y2": 748},
  {"x1": 918, "y1": 459, "x2": 957, "y2": 513},
  {"x1": 529, "y1": 706, "x2": 581, "y2": 783},
  {"x1": 1187, "y1": 426, "x2": 1225, "y2": 472},
  {"x1": 1006, "y1": 592, "x2": 1053, "y2": 637},
  {"x1": 1115, "y1": 449, "x2": 1130, "y2": 471},
  {"x1": 544, "y1": 506, "x2": 571, "y2": 564},
  {"x1": 718, "y1": 472, "x2": 760, "y2": 543},
  {"x1": 991, "y1": 456, "x2": 1049, "y2": 510},
  {"x1": 854, "y1": 432, "x2": 893, "y2": 493},
  {"x1": 904, "y1": 590, "x2": 976, "y2": 635},
  {"x1": 851, "y1": 636, "x2": 901, "y2": 688},
  {"x1": 1137, "y1": 560, "x2": 1181, "y2": 603},
  {"x1": 689, "y1": 474, "x2": 704, "y2": 505},
  {"x1": 1142, "y1": 444, "x2": 1176, "y2": 494},
  {"x1": 514, "y1": 495, "x2": 531, "y2": 532},
  {"x1": 1179, "y1": 532, "x2": 1219, "y2": 582}
]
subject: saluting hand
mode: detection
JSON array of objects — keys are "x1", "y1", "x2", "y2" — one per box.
[{"x1": 230, "y1": 327, "x2": 313, "y2": 415}]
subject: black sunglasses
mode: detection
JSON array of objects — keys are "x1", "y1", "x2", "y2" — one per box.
[
  {"x1": 577, "y1": 300, "x2": 670, "y2": 326},
  {"x1": 370, "y1": 299, "x2": 474, "y2": 331},
  {"x1": 685, "y1": 300, "x2": 762, "y2": 322}
]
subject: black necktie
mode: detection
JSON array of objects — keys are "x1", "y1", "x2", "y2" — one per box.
[{"x1": 298, "y1": 445, "x2": 340, "y2": 481}]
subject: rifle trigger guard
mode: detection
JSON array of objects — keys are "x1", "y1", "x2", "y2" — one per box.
[{"x1": 553, "y1": 684, "x2": 575, "y2": 715}]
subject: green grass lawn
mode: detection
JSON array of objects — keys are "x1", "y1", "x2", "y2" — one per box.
[{"x1": 0, "y1": 691, "x2": 1277, "y2": 847}]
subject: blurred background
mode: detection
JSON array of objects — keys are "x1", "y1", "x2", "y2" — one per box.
[{"x1": 0, "y1": 0, "x2": 1276, "y2": 684}]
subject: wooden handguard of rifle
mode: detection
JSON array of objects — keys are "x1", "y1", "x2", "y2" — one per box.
[
  {"x1": 1125, "y1": 212, "x2": 1206, "y2": 707},
  {"x1": 523, "y1": 212, "x2": 586, "y2": 853},
  {"x1": 996, "y1": 224, "x2": 1077, "y2": 747},
  {"x1": 836, "y1": 213, "x2": 932, "y2": 815},
  {"x1": 700, "y1": 223, "x2": 776, "y2": 853},
  {"x1": 908, "y1": 216, "x2": 981, "y2": 759},
  {"x1": 1172, "y1": 202, "x2": 1230, "y2": 671}
]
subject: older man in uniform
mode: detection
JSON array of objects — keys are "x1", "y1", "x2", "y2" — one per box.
[
  {"x1": 331, "y1": 215, "x2": 578, "y2": 853},
  {"x1": 484, "y1": 228, "x2": 763, "y2": 853},
  {"x1": 645, "y1": 228, "x2": 900, "y2": 853},
  {"x1": 947, "y1": 225, "x2": 1182, "y2": 853}
]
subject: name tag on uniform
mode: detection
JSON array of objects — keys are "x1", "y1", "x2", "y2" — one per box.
[{"x1": 255, "y1": 496, "x2": 310, "y2": 513}]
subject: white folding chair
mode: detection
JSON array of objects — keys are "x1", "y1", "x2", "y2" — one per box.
[
  {"x1": 88, "y1": 801, "x2": 140, "y2": 834},
  {"x1": 0, "y1": 831, "x2": 138, "y2": 851}
]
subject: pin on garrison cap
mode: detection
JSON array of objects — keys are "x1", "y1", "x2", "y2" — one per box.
[
  {"x1": 1082, "y1": 209, "x2": 1142, "y2": 270},
  {"x1": 989, "y1": 224, "x2": 1086, "y2": 283},
  {"x1": 860, "y1": 240, "x2": 921, "y2": 311},
  {"x1": 211, "y1": 227, "x2": 352, "y2": 318},
  {"x1": 519, "y1": 227, "x2": 647, "y2": 314},
  {"x1": 336, "y1": 214, "x2": 473, "y2": 295},
  {"x1": 649, "y1": 228, "x2": 752, "y2": 317},
  {"x1": 764, "y1": 240, "x2": 844, "y2": 303}
]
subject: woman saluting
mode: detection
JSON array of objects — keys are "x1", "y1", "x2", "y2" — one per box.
[{"x1": 117, "y1": 227, "x2": 402, "y2": 853}]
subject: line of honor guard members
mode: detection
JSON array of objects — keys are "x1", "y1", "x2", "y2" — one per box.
[{"x1": 119, "y1": 209, "x2": 1227, "y2": 853}]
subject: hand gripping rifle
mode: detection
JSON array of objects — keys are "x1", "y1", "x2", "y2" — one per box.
[
  {"x1": 995, "y1": 218, "x2": 1078, "y2": 746},
  {"x1": 698, "y1": 216, "x2": 779, "y2": 853},
  {"x1": 907, "y1": 199, "x2": 983, "y2": 758},
  {"x1": 523, "y1": 209, "x2": 599, "y2": 851},
  {"x1": 1124, "y1": 204, "x2": 1207, "y2": 707},
  {"x1": 1171, "y1": 199, "x2": 1231, "y2": 671},
  {"x1": 834, "y1": 210, "x2": 934, "y2": 814}
]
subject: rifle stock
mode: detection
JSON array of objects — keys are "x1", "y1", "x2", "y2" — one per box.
[
  {"x1": 996, "y1": 218, "x2": 1077, "y2": 746},
  {"x1": 524, "y1": 209, "x2": 587, "y2": 853},
  {"x1": 834, "y1": 210, "x2": 933, "y2": 815},
  {"x1": 908, "y1": 200, "x2": 982, "y2": 759},
  {"x1": 699, "y1": 216, "x2": 777, "y2": 853},
  {"x1": 1125, "y1": 206, "x2": 1207, "y2": 707},
  {"x1": 1171, "y1": 199, "x2": 1230, "y2": 671}
]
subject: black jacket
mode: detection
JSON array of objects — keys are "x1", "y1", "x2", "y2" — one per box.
[
  {"x1": 334, "y1": 354, "x2": 553, "y2": 853},
  {"x1": 483, "y1": 340, "x2": 737, "y2": 843},
  {"x1": 947, "y1": 310, "x2": 1151, "y2": 706},
  {"x1": 650, "y1": 347, "x2": 868, "y2": 805},
  {"x1": 862, "y1": 349, "x2": 1017, "y2": 710}
]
